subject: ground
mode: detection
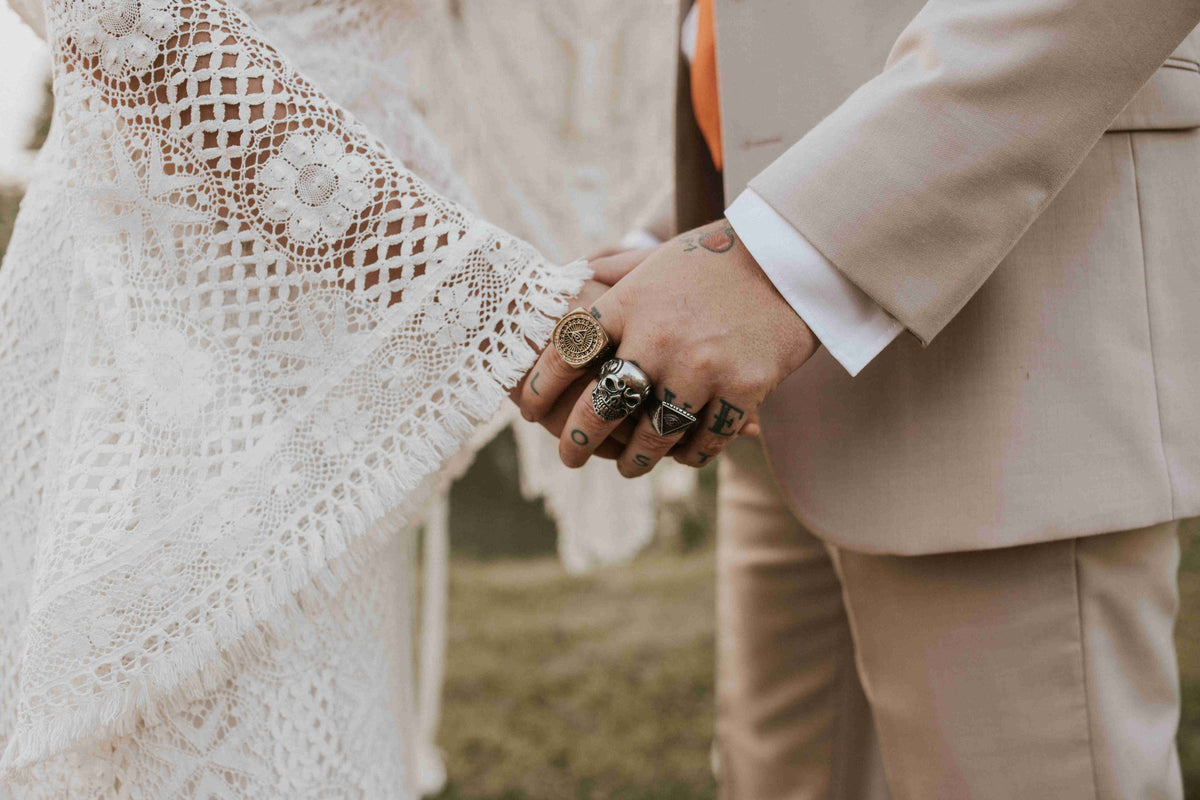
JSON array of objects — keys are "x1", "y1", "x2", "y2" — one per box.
[{"x1": 438, "y1": 550, "x2": 718, "y2": 800}]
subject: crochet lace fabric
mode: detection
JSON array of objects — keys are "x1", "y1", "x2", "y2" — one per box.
[{"x1": 0, "y1": 0, "x2": 587, "y2": 793}]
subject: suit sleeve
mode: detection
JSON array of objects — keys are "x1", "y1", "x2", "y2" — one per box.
[{"x1": 748, "y1": 0, "x2": 1200, "y2": 343}]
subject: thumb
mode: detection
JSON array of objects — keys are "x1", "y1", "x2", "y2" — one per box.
[{"x1": 587, "y1": 246, "x2": 657, "y2": 285}]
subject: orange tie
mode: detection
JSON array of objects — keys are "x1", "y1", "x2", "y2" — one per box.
[{"x1": 691, "y1": 0, "x2": 724, "y2": 171}]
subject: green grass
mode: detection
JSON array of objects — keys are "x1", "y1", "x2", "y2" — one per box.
[{"x1": 437, "y1": 551, "x2": 719, "y2": 800}]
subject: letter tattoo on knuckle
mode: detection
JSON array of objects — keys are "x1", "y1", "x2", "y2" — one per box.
[
  {"x1": 708, "y1": 399, "x2": 745, "y2": 436},
  {"x1": 570, "y1": 429, "x2": 589, "y2": 446},
  {"x1": 632, "y1": 454, "x2": 651, "y2": 468},
  {"x1": 589, "y1": 306, "x2": 602, "y2": 320},
  {"x1": 529, "y1": 371, "x2": 541, "y2": 395},
  {"x1": 661, "y1": 386, "x2": 694, "y2": 411}
]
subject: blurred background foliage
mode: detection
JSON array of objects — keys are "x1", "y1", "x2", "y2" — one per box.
[{"x1": 2, "y1": 30, "x2": 1199, "y2": 800}]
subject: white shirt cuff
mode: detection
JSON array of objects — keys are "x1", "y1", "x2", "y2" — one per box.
[{"x1": 725, "y1": 189, "x2": 903, "y2": 376}]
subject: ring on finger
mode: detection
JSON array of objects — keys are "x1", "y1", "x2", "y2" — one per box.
[
  {"x1": 649, "y1": 399, "x2": 699, "y2": 437},
  {"x1": 591, "y1": 358, "x2": 653, "y2": 422},
  {"x1": 552, "y1": 308, "x2": 611, "y2": 369}
]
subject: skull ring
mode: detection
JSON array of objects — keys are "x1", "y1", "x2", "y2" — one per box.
[{"x1": 591, "y1": 358, "x2": 653, "y2": 422}]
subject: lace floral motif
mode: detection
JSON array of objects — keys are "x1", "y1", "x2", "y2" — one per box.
[
  {"x1": 261, "y1": 132, "x2": 372, "y2": 243},
  {"x1": 77, "y1": 0, "x2": 176, "y2": 75},
  {"x1": 423, "y1": 283, "x2": 484, "y2": 348},
  {"x1": 0, "y1": 0, "x2": 589, "y2": 795},
  {"x1": 312, "y1": 397, "x2": 369, "y2": 455},
  {"x1": 119, "y1": 328, "x2": 217, "y2": 424}
]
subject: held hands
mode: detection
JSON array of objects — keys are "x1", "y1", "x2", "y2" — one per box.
[{"x1": 517, "y1": 219, "x2": 819, "y2": 477}]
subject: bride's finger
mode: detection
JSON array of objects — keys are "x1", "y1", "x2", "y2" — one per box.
[{"x1": 588, "y1": 246, "x2": 656, "y2": 285}]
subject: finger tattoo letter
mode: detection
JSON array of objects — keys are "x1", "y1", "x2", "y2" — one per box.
[
  {"x1": 708, "y1": 399, "x2": 745, "y2": 436},
  {"x1": 661, "y1": 386, "x2": 693, "y2": 411}
]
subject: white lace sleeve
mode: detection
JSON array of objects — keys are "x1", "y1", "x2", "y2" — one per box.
[{"x1": 0, "y1": 0, "x2": 587, "y2": 773}]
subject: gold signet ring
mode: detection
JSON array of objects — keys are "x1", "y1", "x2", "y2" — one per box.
[{"x1": 551, "y1": 308, "x2": 611, "y2": 369}]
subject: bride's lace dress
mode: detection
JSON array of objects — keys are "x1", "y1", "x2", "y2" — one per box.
[{"x1": 0, "y1": 0, "x2": 593, "y2": 795}]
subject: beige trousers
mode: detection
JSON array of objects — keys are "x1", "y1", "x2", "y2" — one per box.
[{"x1": 716, "y1": 438, "x2": 1185, "y2": 800}]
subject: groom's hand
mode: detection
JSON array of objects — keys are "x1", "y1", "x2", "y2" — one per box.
[
  {"x1": 510, "y1": 247, "x2": 657, "y2": 459},
  {"x1": 519, "y1": 219, "x2": 819, "y2": 476}
]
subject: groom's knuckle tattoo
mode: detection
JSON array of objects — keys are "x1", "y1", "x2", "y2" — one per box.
[
  {"x1": 708, "y1": 399, "x2": 745, "y2": 436},
  {"x1": 661, "y1": 392, "x2": 701, "y2": 416},
  {"x1": 632, "y1": 453, "x2": 651, "y2": 468},
  {"x1": 588, "y1": 306, "x2": 602, "y2": 320},
  {"x1": 529, "y1": 371, "x2": 541, "y2": 395},
  {"x1": 570, "y1": 429, "x2": 589, "y2": 446},
  {"x1": 660, "y1": 386, "x2": 694, "y2": 411}
]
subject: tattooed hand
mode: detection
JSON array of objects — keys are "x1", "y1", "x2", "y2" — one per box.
[
  {"x1": 509, "y1": 246, "x2": 657, "y2": 459},
  {"x1": 518, "y1": 219, "x2": 818, "y2": 476}
]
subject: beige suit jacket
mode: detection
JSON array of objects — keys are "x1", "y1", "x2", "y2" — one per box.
[{"x1": 671, "y1": 0, "x2": 1200, "y2": 554}]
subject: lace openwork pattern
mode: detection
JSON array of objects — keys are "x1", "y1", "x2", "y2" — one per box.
[{"x1": 0, "y1": 0, "x2": 587, "y2": 793}]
